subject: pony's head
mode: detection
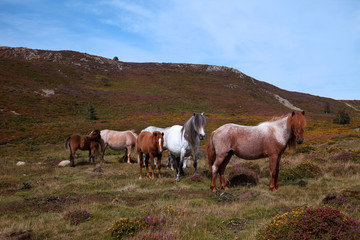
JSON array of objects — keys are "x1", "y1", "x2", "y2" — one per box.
[
  {"x1": 152, "y1": 131, "x2": 164, "y2": 154},
  {"x1": 288, "y1": 111, "x2": 306, "y2": 147},
  {"x1": 193, "y1": 112, "x2": 206, "y2": 139},
  {"x1": 89, "y1": 129, "x2": 101, "y2": 141}
]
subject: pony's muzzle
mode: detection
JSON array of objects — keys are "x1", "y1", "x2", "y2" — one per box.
[
  {"x1": 296, "y1": 138, "x2": 304, "y2": 144},
  {"x1": 199, "y1": 134, "x2": 205, "y2": 140}
]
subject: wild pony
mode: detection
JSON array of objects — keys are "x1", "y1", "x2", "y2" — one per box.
[
  {"x1": 141, "y1": 126, "x2": 173, "y2": 170},
  {"x1": 99, "y1": 130, "x2": 137, "y2": 164},
  {"x1": 136, "y1": 131, "x2": 164, "y2": 179},
  {"x1": 207, "y1": 111, "x2": 306, "y2": 192},
  {"x1": 64, "y1": 129, "x2": 101, "y2": 167},
  {"x1": 166, "y1": 112, "x2": 206, "y2": 182}
]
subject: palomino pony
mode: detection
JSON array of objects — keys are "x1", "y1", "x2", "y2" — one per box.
[
  {"x1": 100, "y1": 130, "x2": 137, "y2": 163},
  {"x1": 64, "y1": 129, "x2": 101, "y2": 167},
  {"x1": 141, "y1": 126, "x2": 173, "y2": 170},
  {"x1": 136, "y1": 131, "x2": 164, "y2": 179},
  {"x1": 207, "y1": 111, "x2": 306, "y2": 192},
  {"x1": 166, "y1": 112, "x2": 206, "y2": 182}
]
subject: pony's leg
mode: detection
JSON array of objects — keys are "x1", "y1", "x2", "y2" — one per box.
[
  {"x1": 142, "y1": 153, "x2": 147, "y2": 167},
  {"x1": 182, "y1": 157, "x2": 187, "y2": 169},
  {"x1": 210, "y1": 158, "x2": 222, "y2": 192},
  {"x1": 169, "y1": 154, "x2": 174, "y2": 171},
  {"x1": 174, "y1": 156, "x2": 181, "y2": 182},
  {"x1": 218, "y1": 154, "x2": 232, "y2": 190},
  {"x1": 100, "y1": 142, "x2": 107, "y2": 164},
  {"x1": 179, "y1": 150, "x2": 186, "y2": 176},
  {"x1": 70, "y1": 146, "x2": 75, "y2": 167},
  {"x1": 268, "y1": 155, "x2": 278, "y2": 192},
  {"x1": 193, "y1": 149, "x2": 199, "y2": 174},
  {"x1": 145, "y1": 155, "x2": 151, "y2": 178},
  {"x1": 156, "y1": 154, "x2": 162, "y2": 178},
  {"x1": 138, "y1": 153, "x2": 143, "y2": 179},
  {"x1": 274, "y1": 155, "x2": 281, "y2": 190},
  {"x1": 126, "y1": 146, "x2": 131, "y2": 164},
  {"x1": 149, "y1": 154, "x2": 155, "y2": 179}
]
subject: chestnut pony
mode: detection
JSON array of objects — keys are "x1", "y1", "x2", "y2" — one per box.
[
  {"x1": 136, "y1": 131, "x2": 164, "y2": 179},
  {"x1": 64, "y1": 129, "x2": 101, "y2": 167},
  {"x1": 207, "y1": 111, "x2": 306, "y2": 192}
]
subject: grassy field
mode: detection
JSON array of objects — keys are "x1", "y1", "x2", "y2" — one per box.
[{"x1": 1, "y1": 120, "x2": 360, "y2": 239}]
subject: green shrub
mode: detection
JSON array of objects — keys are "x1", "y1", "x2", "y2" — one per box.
[
  {"x1": 109, "y1": 215, "x2": 163, "y2": 239},
  {"x1": 280, "y1": 160, "x2": 321, "y2": 182},
  {"x1": 256, "y1": 206, "x2": 360, "y2": 240},
  {"x1": 333, "y1": 110, "x2": 351, "y2": 124},
  {"x1": 87, "y1": 103, "x2": 98, "y2": 120}
]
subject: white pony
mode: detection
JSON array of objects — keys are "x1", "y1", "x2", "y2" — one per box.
[
  {"x1": 141, "y1": 126, "x2": 174, "y2": 170},
  {"x1": 166, "y1": 112, "x2": 206, "y2": 182}
]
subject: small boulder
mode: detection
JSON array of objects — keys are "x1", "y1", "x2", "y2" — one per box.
[
  {"x1": 16, "y1": 161, "x2": 26, "y2": 166},
  {"x1": 58, "y1": 160, "x2": 71, "y2": 167},
  {"x1": 93, "y1": 164, "x2": 103, "y2": 173}
]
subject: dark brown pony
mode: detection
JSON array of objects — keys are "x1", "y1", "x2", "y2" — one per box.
[
  {"x1": 64, "y1": 129, "x2": 101, "y2": 167},
  {"x1": 136, "y1": 131, "x2": 164, "y2": 179},
  {"x1": 207, "y1": 111, "x2": 306, "y2": 192}
]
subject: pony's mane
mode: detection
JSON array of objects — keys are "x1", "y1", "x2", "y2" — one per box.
[
  {"x1": 267, "y1": 114, "x2": 289, "y2": 122},
  {"x1": 182, "y1": 114, "x2": 206, "y2": 152},
  {"x1": 129, "y1": 129, "x2": 138, "y2": 137},
  {"x1": 261, "y1": 113, "x2": 299, "y2": 150}
]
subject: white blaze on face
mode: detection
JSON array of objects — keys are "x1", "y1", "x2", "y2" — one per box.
[{"x1": 158, "y1": 138, "x2": 162, "y2": 152}]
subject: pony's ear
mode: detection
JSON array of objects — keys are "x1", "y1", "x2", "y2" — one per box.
[
  {"x1": 292, "y1": 111, "x2": 295, "y2": 117},
  {"x1": 153, "y1": 132, "x2": 158, "y2": 137},
  {"x1": 193, "y1": 112, "x2": 196, "y2": 116},
  {"x1": 201, "y1": 112, "x2": 205, "y2": 116},
  {"x1": 302, "y1": 111, "x2": 305, "y2": 115},
  {"x1": 161, "y1": 132, "x2": 164, "y2": 136}
]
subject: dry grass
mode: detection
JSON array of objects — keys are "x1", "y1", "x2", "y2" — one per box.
[{"x1": 1, "y1": 138, "x2": 360, "y2": 239}]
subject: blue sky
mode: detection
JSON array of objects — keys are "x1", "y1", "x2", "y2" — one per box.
[{"x1": 1, "y1": 0, "x2": 359, "y2": 100}]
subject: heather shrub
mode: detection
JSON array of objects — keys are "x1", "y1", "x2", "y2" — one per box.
[
  {"x1": 227, "y1": 165, "x2": 258, "y2": 187},
  {"x1": 256, "y1": 206, "x2": 360, "y2": 240},
  {"x1": 186, "y1": 173, "x2": 202, "y2": 183},
  {"x1": 279, "y1": 160, "x2": 321, "y2": 182},
  {"x1": 329, "y1": 151, "x2": 360, "y2": 163},
  {"x1": 64, "y1": 207, "x2": 90, "y2": 225}
]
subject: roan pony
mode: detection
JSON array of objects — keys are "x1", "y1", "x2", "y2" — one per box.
[
  {"x1": 100, "y1": 130, "x2": 137, "y2": 163},
  {"x1": 166, "y1": 112, "x2": 206, "y2": 182},
  {"x1": 64, "y1": 129, "x2": 101, "y2": 167},
  {"x1": 136, "y1": 131, "x2": 164, "y2": 179},
  {"x1": 207, "y1": 111, "x2": 306, "y2": 192}
]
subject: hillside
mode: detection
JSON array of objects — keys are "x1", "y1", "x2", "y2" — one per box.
[
  {"x1": 0, "y1": 46, "x2": 359, "y2": 146},
  {"x1": 1, "y1": 47, "x2": 360, "y2": 240}
]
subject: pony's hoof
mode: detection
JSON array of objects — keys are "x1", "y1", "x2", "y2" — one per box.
[{"x1": 175, "y1": 177, "x2": 180, "y2": 182}]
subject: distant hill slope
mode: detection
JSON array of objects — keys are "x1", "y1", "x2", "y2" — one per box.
[{"x1": 0, "y1": 47, "x2": 358, "y2": 144}]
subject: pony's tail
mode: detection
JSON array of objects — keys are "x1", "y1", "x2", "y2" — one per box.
[
  {"x1": 64, "y1": 137, "x2": 71, "y2": 150},
  {"x1": 206, "y1": 132, "x2": 216, "y2": 176}
]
